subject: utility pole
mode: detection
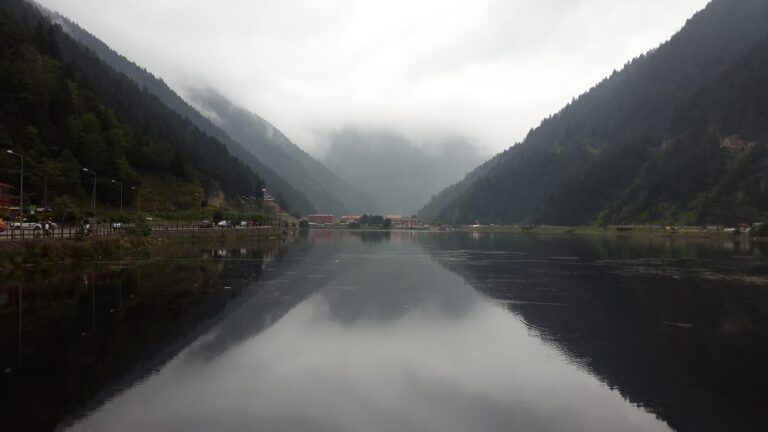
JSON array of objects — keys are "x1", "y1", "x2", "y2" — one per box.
[
  {"x1": 131, "y1": 186, "x2": 141, "y2": 216},
  {"x1": 6, "y1": 150, "x2": 23, "y2": 222},
  {"x1": 111, "y1": 179, "x2": 123, "y2": 215},
  {"x1": 43, "y1": 171, "x2": 48, "y2": 212},
  {"x1": 194, "y1": 192, "x2": 202, "y2": 222},
  {"x1": 83, "y1": 168, "x2": 96, "y2": 219}
]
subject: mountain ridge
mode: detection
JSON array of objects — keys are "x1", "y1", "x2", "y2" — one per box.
[
  {"x1": 186, "y1": 88, "x2": 375, "y2": 215},
  {"x1": 0, "y1": 0, "x2": 265, "y2": 214},
  {"x1": 321, "y1": 129, "x2": 484, "y2": 215},
  {"x1": 422, "y1": 0, "x2": 768, "y2": 226},
  {"x1": 39, "y1": 5, "x2": 316, "y2": 215}
]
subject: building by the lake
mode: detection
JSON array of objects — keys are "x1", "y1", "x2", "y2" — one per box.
[{"x1": 307, "y1": 214, "x2": 335, "y2": 224}]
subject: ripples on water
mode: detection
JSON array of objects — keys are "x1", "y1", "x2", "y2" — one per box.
[{"x1": 1, "y1": 231, "x2": 767, "y2": 432}]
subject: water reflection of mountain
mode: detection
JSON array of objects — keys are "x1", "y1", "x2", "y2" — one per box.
[
  {"x1": 421, "y1": 233, "x2": 768, "y2": 432},
  {"x1": 0, "y1": 241, "x2": 308, "y2": 432},
  {"x1": 185, "y1": 237, "x2": 345, "y2": 361},
  {"x1": 321, "y1": 242, "x2": 477, "y2": 326}
]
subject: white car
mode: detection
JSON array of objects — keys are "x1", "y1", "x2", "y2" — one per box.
[
  {"x1": 12, "y1": 221, "x2": 42, "y2": 230},
  {"x1": 217, "y1": 220, "x2": 230, "y2": 228}
]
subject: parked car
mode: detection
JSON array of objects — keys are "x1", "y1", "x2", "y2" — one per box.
[
  {"x1": 112, "y1": 222, "x2": 125, "y2": 229},
  {"x1": 0, "y1": 219, "x2": 6, "y2": 232},
  {"x1": 11, "y1": 220, "x2": 42, "y2": 230},
  {"x1": 199, "y1": 220, "x2": 214, "y2": 229},
  {"x1": 217, "y1": 220, "x2": 230, "y2": 228}
]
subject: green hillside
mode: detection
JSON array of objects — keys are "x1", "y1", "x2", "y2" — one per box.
[
  {"x1": 41, "y1": 8, "x2": 316, "y2": 215},
  {"x1": 422, "y1": 0, "x2": 768, "y2": 226},
  {"x1": 187, "y1": 89, "x2": 375, "y2": 215},
  {"x1": 0, "y1": 0, "x2": 265, "y2": 219}
]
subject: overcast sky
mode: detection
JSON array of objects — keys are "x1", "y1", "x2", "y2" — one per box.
[{"x1": 38, "y1": 0, "x2": 710, "y2": 156}]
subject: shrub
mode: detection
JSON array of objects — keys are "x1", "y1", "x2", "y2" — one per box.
[{"x1": 127, "y1": 219, "x2": 152, "y2": 237}]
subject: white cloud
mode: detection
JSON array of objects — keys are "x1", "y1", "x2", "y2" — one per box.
[{"x1": 37, "y1": 0, "x2": 710, "y2": 156}]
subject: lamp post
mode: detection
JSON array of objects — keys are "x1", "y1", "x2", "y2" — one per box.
[
  {"x1": 131, "y1": 186, "x2": 141, "y2": 216},
  {"x1": 6, "y1": 150, "x2": 23, "y2": 222},
  {"x1": 110, "y1": 179, "x2": 123, "y2": 215},
  {"x1": 194, "y1": 192, "x2": 202, "y2": 222},
  {"x1": 82, "y1": 168, "x2": 96, "y2": 219}
]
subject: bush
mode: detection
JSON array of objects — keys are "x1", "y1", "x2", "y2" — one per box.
[
  {"x1": 213, "y1": 208, "x2": 224, "y2": 223},
  {"x1": 127, "y1": 219, "x2": 152, "y2": 237}
]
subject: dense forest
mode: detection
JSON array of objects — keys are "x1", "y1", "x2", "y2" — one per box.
[
  {"x1": 422, "y1": 0, "x2": 768, "y2": 226},
  {"x1": 42, "y1": 8, "x2": 316, "y2": 216},
  {"x1": 0, "y1": 0, "x2": 265, "y2": 218}
]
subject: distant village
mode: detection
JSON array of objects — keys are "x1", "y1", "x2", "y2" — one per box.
[{"x1": 306, "y1": 213, "x2": 422, "y2": 229}]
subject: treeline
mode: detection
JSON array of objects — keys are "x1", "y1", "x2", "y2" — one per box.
[
  {"x1": 0, "y1": 0, "x2": 263, "y2": 217},
  {"x1": 349, "y1": 215, "x2": 392, "y2": 229}
]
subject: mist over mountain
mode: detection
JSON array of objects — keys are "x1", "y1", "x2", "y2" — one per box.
[
  {"x1": 41, "y1": 7, "x2": 316, "y2": 215},
  {"x1": 0, "y1": 0, "x2": 264, "y2": 213},
  {"x1": 423, "y1": 0, "x2": 768, "y2": 226},
  {"x1": 185, "y1": 88, "x2": 374, "y2": 215},
  {"x1": 322, "y1": 130, "x2": 483, "y2": 215}
]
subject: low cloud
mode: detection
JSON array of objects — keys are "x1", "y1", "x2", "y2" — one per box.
[{"x1": 38, "y1": 0, "x2": 710, "y2": 156}]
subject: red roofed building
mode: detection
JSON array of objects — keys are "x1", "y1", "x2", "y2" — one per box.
[{"x1": 307, "y1": 214, "x2": 334, "y2": 224}]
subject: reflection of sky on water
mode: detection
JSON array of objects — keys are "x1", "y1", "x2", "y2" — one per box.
[{"x1": 65, "y1": 233, "x2": 670, "y2": 432}]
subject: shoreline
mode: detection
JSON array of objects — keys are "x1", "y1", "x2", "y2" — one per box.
[
  {"x1": 310, "y1": 224, "x2": 756, "y2": 240},
  {"x1": 0, "y1": 227, "x2": 294, "y2": 272},
  {"x1": 452, "y1": 225, "x2": 748, "y2": 239}
]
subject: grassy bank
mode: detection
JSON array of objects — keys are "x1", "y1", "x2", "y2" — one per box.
[
  {"x1": 0, "y1": 227, "x2": 289, "y2": 271},
  {"x1": 455, "y1": 225, "x2": 751, "y2": 240}
]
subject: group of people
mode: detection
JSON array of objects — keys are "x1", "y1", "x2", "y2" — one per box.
[
  {"x1": 79, "y1": 220, "x2": 93, "y2": 237},
  {"x1": 41, "y1": 219, "x2": 55, "y2": 235}
]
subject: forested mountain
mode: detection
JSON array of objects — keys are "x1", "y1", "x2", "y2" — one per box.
[
  {"x1": 322, "y1": 129, "x2": 483, "y2": 215},
  {"x1": 0, "y1": 0, "x2": 266, "y2": 214},
  {"x1": 186, "y1": 89, "x2": 374, "y2": 215},
  {"x1": 418, "y1": 156, "x2": 498, "y2": 224},
  {"x1": 422, "y1": 0, "x2": 768, "y2": 226},
  {"x1": 38, "y1": 6, "x2": 315, "y2": 215}
]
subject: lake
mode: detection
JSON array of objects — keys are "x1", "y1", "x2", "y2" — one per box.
[{"x1": 1, "y1": 231, "x2": 767, "y2": 431}]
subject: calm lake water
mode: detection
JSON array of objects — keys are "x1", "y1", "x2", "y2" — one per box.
[{"x1": 2, "y1": 231, "x2": 767, "y2": 432}]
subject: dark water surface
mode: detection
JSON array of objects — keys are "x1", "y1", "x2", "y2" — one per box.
[{"x1": 2, "y1": 231, "x2": 767, "y2": 431}]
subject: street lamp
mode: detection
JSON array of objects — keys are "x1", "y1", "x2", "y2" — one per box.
[
  {"x1": 131, "y1": 186, "x2": 141, "y2": 215},
  {"x1": 82, "y1": 168, "x2": 96, "y2": 219},
  {"x1": 194, "y1": 192, "x2": 202, "y2": 222},
  {"x1": 6, "y1": 150, "x2": 23, "y2": 222},
  {"x1": 110, "y1": 179, "x2": 123, "y2": 215}
]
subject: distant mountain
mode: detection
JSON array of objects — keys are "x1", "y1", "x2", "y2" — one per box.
[
  {"x1": 40, "y1": 6, "x2": 315, "y2": 215},
  {"x1": 0, "y1": 0, "x2": 265, "y2": 213},
  {"x1": 322, "y1": 129, "x2": 483, "y2": 215},
  {"x1": 186, "y1": 89, "x2": 374, "y2": 215},
  {"x1": 422, "y1": 0, "x2": 768, "y2": 226}
]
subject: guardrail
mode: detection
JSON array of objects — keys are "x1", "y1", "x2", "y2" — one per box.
[{"x1": 0, "y1": 222, "x2": 282, "y2": 242}]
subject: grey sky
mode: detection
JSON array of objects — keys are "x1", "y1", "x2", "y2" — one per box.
[{"x1": 38, "y1": 0, "x2": 710, "y2": 156}]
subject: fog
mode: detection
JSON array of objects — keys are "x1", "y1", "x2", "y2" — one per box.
[
  {"x1": 37, "y1": 0, "x2": 710, "y2": 157},
  {"x1": 322, "y1": 129, "x2": 485, "y2": 215}
]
